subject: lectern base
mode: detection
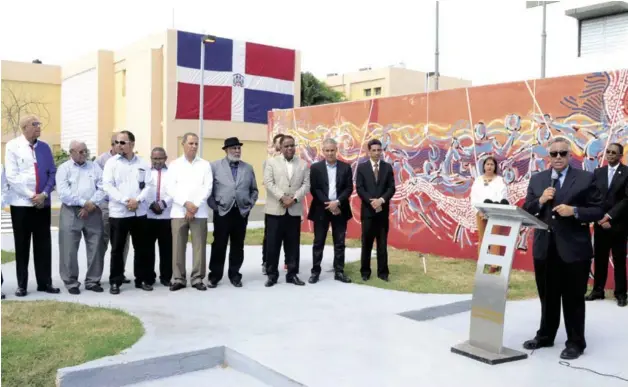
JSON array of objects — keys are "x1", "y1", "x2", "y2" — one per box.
[{"x1": 451, "y1": 341, "x2": 528, "y2": 365}]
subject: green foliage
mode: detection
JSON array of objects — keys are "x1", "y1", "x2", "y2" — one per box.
[
  {"x1": 301, "y1": 72, "x2": 346, "y2": 107},
  {"x1": 53, "y1": 149, "x2": 69, "y2": 167}
]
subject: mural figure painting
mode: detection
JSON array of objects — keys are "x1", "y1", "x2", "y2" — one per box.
[{"x1": 268, "y1": 69, "x2": 628, "y2": 287}]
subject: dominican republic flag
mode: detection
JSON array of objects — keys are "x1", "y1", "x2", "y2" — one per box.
[{"x1": 175, "y1": 30, "x2": 296, "y2": 124}]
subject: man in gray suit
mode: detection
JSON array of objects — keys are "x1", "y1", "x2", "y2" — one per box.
[
  {"x1": 264, "y1": 135, "x2": 310, "y2": 287},
  {"x1": 208, "y1": 137, "x2": 259, "y2": 287}
]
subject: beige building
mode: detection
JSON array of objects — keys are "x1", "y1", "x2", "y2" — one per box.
[
  {"x1": 60, "y1": 29, "x2": 301, "y2": 198},
  {"x1": 325, "y1": 66, "x2": 472, "y2": 101}
]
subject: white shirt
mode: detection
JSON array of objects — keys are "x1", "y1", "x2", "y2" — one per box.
[
  {"x1": 166, "y1": 156, "x2": 213, "y2": 219},
  {"x1": 4, "y1": 135, "x2": 41, "y2": 206},
  {"x1": 608, "y1": 164, "x2": 618, "y2": 188},
  {"x1": 147, "y1": 167, "x2": 173, "y2": 220},
  {"x1": 470, "y1": 175, "x2": 508, "y2": 213},
  {"x1": 102, "y1": 154, "x2": 154, "y2": 218},
  {"x1": 326, "y1": 162, "x2": 338, "y2": 201},
  {"x1": 284, "y1": 156, "x2": 295, "y2": 180},
  {"x1": 56, "y1": 160, "x2": 106, "y2": 207}
]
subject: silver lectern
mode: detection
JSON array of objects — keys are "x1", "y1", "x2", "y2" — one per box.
[{"x1": 451, "y1": 203, "x2": 547, "y2": 365}]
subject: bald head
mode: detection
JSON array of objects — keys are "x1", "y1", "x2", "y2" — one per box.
[{"x1": 69, "y1": 140, "x2": 89, "y2": 165}]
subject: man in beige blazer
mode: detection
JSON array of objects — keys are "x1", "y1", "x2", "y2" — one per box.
[{"x1": 263, "y1": 135, "x2": 310, "y2": 287}]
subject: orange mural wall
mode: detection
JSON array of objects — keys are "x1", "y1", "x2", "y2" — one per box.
[{"x1": 268, "y1": 70, "x2": 628, "y2": 288}]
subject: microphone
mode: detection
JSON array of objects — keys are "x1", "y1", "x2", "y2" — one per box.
[{"x1": 550, "y1": 169, "x2": 560, "y2": 189}]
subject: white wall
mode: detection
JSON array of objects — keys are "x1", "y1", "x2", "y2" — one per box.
[{"x1": 61, "y1": 68, "x2": 98, "y2": 154}]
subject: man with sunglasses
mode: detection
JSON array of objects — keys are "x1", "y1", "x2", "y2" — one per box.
[
  {"x1": 4, "y1": 114, "x2": 59, "y2": 297},
  {"x1": 523, "y1": 137, "x2": 604, "y2": 360},
  {"x1": 96, "y1": 132, "x2": 131, "y2": 284},
  {"x1": 587, "y1": 143, "x2": 628, "y2": 307},
  {"x1": 102, "y1": 130, "x2": 154, "y2": 294}
]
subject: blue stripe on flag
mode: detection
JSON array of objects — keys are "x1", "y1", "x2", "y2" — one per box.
[
  {"x1": 177, "y1": 30, "x2": 233, "y2": 72},
  {"x1": 244, "y1": 89, "x2": 294, "y2": 124}
]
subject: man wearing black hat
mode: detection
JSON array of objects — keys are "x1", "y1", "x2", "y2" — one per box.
[{"x1": 207, "y1": 137, "x2": 259, "y2": 287}]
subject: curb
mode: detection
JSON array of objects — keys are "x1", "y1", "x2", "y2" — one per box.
[{"x1": 56, "y1": 346, "x2": 304, "y2": 387}]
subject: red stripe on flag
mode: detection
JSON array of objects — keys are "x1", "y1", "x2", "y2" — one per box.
[
  {"x1": 175, "y1": 83, "x2": 232, "y2": 121},
  {"x1": 245, "y1": 43, "x2": 295, "y2": 82}
]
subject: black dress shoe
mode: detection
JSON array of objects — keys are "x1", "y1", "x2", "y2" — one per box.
[
  {"x1": 617, "y1": 297, "x2": 627, "y2": 307},
  {"x1": 110, "y1": 284, "x2": 120, "y2": 295},
  {"x1": 265, "y1": 278, "x2": 277, "y2": 287},
  {"x1": 68, "y1": 288, "x2": 80, "y2": 295},
  {"x1": 560, "y1": 347, "x2": 583, "y2": 360},
  {"x1": 308, "y1": 274, "x2": 320, "y2": 284},
  {"x1": 334, "y1": 272, "x2": 352, "y2": 283},
  {"x1": 86, "y1": 285, "x2": 104, "y2": 293},
  {"x1": 15, "y1": 288, "x2": 27, "y2": 297},
  {"x1": 207, "y1": 281, "x2": 218, "y2": 288},
  {"x1": 160, "y1": 279, "x2": 171, "y2": 287},
  {"x1": 585, "y1": 290, "x2": 605, "y2": 301},
  {"x1": 361, "y1": 275, "x2": 370, "y2": 281},
  {"x1": 192, "y1": 283, "x2": 207, "y2": 291},
  {"x1": 37, "y1": 285, "x2": 60, "y2": 294},
  {"x1": 523, "y1": 337, "x2": 554, "y2": 350},
  {"x1": 170, "y1": 282, "x2": 185, "y2": 291},
  {"x1": 231, "y1": 280, "x2": 243, "y2": 288},
  {"x1": 378, "y1": 275, "x2": 389, "y2": 282},
  {"x1": 135, "y1": 282, "x2": 142, "y2": 289},
  {"x1": 122, "y1": 277, "x2": 131, "y2": 284},
  {"x1": 142, "y1": 284, "x2": 153, "y2": 291},
  {"x1": 287, "y1": 276, "x2": 305, "y2": 286}
]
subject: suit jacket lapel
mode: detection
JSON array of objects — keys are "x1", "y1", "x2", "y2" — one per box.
[
  {"x1": 556, "y1": 168, "x2": 576, "y2": 204},
  {"x1": 608, "y1": 164, "x2": 624, "y2": 194},
  {"x1": 320, "y1": 163, "x2": 329, "y2": 194},
  {"x1": 235, "y1": 161, "x2": 244, "y2": 186},
  {"x1": 599, "y1": 166, "x2": 609, "y2": 197}
]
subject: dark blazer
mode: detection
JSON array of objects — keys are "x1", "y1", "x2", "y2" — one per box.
[
  {"x1": 523, "y1": 167, "x2": 604, "y2": 263},
  {"x1": 593, "y1": 164, "x2": 628, "y2": 232},
  {"x1": 308, "y1": 160, "x2": 353, "y2": 221},
  {"x1": 356, "y1": 160, "x2": 396, "y2": 219}
]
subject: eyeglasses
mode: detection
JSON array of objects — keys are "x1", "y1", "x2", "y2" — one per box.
[
  {"x1": 114, "y1": 140, "x2": 127, "y2": 145},
  {"x1": 283, "y1": 144, "x2": 295, "y2": 148},
  {"x1": 75, "y1": 150, "x2": 89, "y2": 155},
  {"x1": 32, "y1": 122, "x2": 41, "y2": 127},
  {"x1": 549, "y1": 151, "x2": 569, "y2": 158},
  {"x1": 606, "y1": 149, "x2": 619, "y2": 155}
]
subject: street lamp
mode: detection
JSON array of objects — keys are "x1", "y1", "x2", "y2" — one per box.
[
  {"x1": 425, "y1": 71, "x2": 437, "y2": 93},
  {"x1": 199, "y1": 34, "x2": 216, "y2": 157}
]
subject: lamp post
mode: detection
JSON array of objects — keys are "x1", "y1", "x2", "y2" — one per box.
[
  {"x1": 425, "y1": 71, "x2": 437, "y2": 93},
  {"x1": 199, "y1": 34, "x2": 216, "y2": 158}
]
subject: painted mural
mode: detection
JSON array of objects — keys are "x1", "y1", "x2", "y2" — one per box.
[{"x1": 268, "y1": 69, "x2": 628, "y2": 285}]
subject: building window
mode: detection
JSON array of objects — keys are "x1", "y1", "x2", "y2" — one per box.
[
  {"x1": 374, "y1": 87, "x2": 382, "y2": 96},
  {"x1": 579, "y1": 12, "x2": 628, "y2": 57},
  {"x1": 364, "y1": 88, "x2": 372, "y2": 97}
]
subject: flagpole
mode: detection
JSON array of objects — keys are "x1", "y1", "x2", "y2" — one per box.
[{"x1": 199, "y1": 40, "x2": 205, "y2": 158}]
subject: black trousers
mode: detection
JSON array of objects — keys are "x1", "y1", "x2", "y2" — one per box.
[
  {"x1": 534, "y1": 236, "x2": 590, "y2": 351},
  {"x1": 146, "y1": 218, "x2": 173, "y2": 285},
  {"x1": 312, "y1": 214, "x2": 348, "y2": 274},
  {"x1": 209, "y1": 207, "x2": 248, "y2": 283},
  {"x1": 10, "y1": 206, "x2": 52, "y2": 289},
  {"x1": 262, "y1": 215, "x2": 285, "y2": 266},
  {"x1": 266, "y1": 213, "x2": 301, "y2": 281},
  {"x1": 593, "y1": 227, "x2": 627, "y2": 298},
  {"x1": 360, "y1": 215, "x2": 390, "y2": 278},
  {"x1": 109, "y1": 216, "x2": 149, "y2": 286}
]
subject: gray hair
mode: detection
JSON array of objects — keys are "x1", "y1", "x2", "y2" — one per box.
[
  {"x1": 151, "y1": 146, "x2": 166, "y2": 154},
  {"x1": 69, "y1": 140, "x2": 86, "y2": 151},
  {"x1": 322, "y1": 138, "x2": 338, "y2": 147},
  {"x1": 548, "y1": 136, "x2": 572, "y2": 147},
  {"x1": 182, "y1": 132, "x2": 199, "y2": 144}
]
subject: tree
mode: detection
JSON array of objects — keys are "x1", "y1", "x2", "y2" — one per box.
[
  {"x1": 1, "y1": 83, "x2": 51, "y2": 138},
  {"x1": 53, "y1": 149, "x2": 70, "y2": 167},
  {"x1": 300, "y1": 72, "x2": 346, "y2": 107}
]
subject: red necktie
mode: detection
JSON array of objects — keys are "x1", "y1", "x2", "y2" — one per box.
[
  {"x1": 156, "y1": 169, "x2": 161, "y2": 202},
  {"x1": 30, "y1": 145, "x2": 40, "y2": 193}
]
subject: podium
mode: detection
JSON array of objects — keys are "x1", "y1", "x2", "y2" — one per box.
[{"x1": 451, "y1": 203, "x2": 547, "y2": 365}]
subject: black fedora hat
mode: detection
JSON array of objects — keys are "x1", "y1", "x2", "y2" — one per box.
[{"x1": 222, "y1": 137, "x2": 243, "y2": 150}]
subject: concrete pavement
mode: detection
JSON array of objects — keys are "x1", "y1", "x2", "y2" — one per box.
[{"x1": 2, "y1": 231, "x2": 627, "y2": 386}]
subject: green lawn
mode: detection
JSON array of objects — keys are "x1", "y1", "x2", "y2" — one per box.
[
  {"x1": 344, "y1": 249, "x2": 539, "y2": 300},
  {"x1": 2, "y1": 250, "x2": 16, "y2": 264},
  {"x1": 1, "y1": 301, "x2": 144, "y2": 387}
]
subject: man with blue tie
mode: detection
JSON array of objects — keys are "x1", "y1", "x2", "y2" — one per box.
[
  {"x1": 56, "y1": 141, "x2": 106, "y2": 294},
  {"x1": 208, "y1": 137, "x2": 259, "y2": 288},
  {"x1": 588, "y1": 143, "x2": 628, "y2": 307},
  {"x1": 522, "y1": 137, "x2": 603, "y2": 360}
]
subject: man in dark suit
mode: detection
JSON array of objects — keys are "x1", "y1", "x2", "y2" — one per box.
[
  {"x1": 587, "y1": 142, "x2": 628, "y2": 307},
  {"x1": 356, "y1": 139, "x2": 396, "y2": 282},
  {"x1": 307, "y1": 138, "x2": 353, "y2": 284},
  {"x1": 522, "y1": 137, "x2": 603, "y2": 360}
]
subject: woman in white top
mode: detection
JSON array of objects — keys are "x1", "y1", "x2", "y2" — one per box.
[{"x1": 470, "y1": 156, "x2": 508, "y2": 257}]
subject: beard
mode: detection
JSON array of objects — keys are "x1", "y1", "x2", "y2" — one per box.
[{"x1": 227, "y1": 154, "x2": 241, "y2": 162}]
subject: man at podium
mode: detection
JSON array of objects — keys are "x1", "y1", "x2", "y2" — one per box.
[{"x1": 522, "y1": 137, "x2": 603, "y2": 360}]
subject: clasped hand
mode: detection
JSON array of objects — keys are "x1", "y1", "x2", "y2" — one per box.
[{"x1": 280, "y1": 195, "x2": 295, "y2": 208}]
